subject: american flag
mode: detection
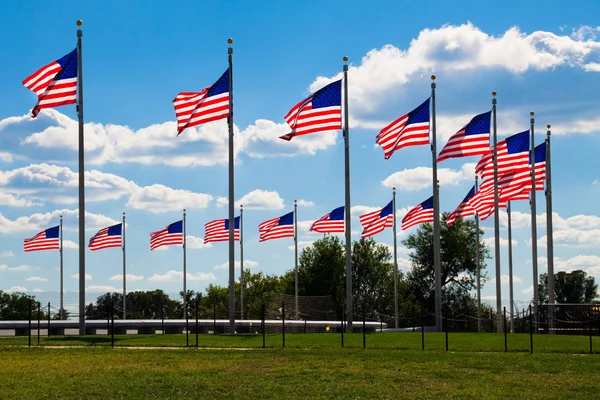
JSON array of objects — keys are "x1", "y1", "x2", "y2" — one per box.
[
  {"x1": 310, "y1": 206, "x2": 345, "y2": 233},
  {"x1": 359, "y1": 201, "x2": 394, "y2": 238},
  {"x1": 402, "y1": 196, "x2": 434, "y2": 230},
  {"x1": 376, "y1": 97, "x2": 430, "y2": 160},
  {"x1": 88, "y1": 223, "x2": 123, "y2": 251},
  {"x1": 446, "y1": 186, "x2": 476, "y2": 226},
  {"x1": 469, "y1": 188, "x2": 507, "y2": 221},
  {"x1": 173, "y1": 69, "x2": 229, "y2": 135},
  {"x1": 150, "y1": 220, "x2": 183, "y2": 250},
  {"x1": 259, "y1": 212, "x2": 294, "y2": 242},
  {"x1": 498, "y1": 142, "x2": 547, "y2": 201},
  {"x1": 279, "y1": 80, "x2": 342, "y2": 141},
  {"x1": 475, "y1": 130, "x2": 530, "y2": 179},
  {"x1": 204, "y1": 217, "x2": 240, "y2": 244},
  {"x1": 24, "y1": 226, "x2": 60, "y2": 252},
  {"x1": 22, "y1": 49, "x2": 78, "y2": 118},
  {"x1": 437, "y1": 111, "x2": 491, "y2": 162}
]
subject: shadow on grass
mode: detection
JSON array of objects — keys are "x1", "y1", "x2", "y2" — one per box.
[{"x1": 43, "y1": 336, "x2": 121, "y2": 345}]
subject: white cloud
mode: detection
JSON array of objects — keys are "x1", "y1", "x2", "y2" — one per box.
[
  {"x1": 62, "y1": 240, "x2": 78, "y2": 249},
  {"x1": 4, "y1": 286, "x2": 27, "y2": 293},
  {"x1": 308, "y1": 23, "x2": 600, "y2": 115},
  {"x1": 538, "y1": 229, "x2": 600, "y2": 248},
  {"x1": 296, "y1": 199, "x2": 315, "y2": 207},
  {"x1": 489, "y1": 275, "x2": 523, "y2": 284},
  {"x1": 146, "y1": 270, "x2": 217, "y2": 282},
  {"x1": 86, "y1": 285, "x2": 120, "y2": 293},
  {"x1": 0, "y1": 264, "x2": 32, "y2": 272},
  {"x1": 0, "y1": 164, "x2": 212, "y2": 212},
  {"x1": 25, "y1": 276, "x2": 48, "y2": 282},
  {"x1": 32, "y1": 288, "x2": 44, "y2": 293},
  {"x1": 288, "y1": 240, "x2": 315, "y2": 251},
  {"x1": 539, "y1": 255, "x2": 600, "y2": 276},
  {"x1": 108, "y1": 274, "x2": 144, "y2": 281},
  {"x1": 521, "y1": 285, "x2": 533, "y2": 295},
  {"x1": 382, "y1": 164, "x2": 476, "y2": 191},
  {"x1": 71, "y1": 273, "x2": 92, "y2": 281},
  {"x1": 483, "y1": 237, "x2": 518, "y2": 249},
  {"x1": 187, "y1": 236, "x2": 213, "y2": 249},
  {"x1": 1, "y1": 251, "x2": 14, "y2": 257},
  {"x1": 231, "y1": 189, "x2": 285, "y2": 209},
  {"x1": 0, "y1": 208, "x2": 119, "y2": 234},
  {"x1": 213, "y1": 260, "x2": 259, "y2": 270},
  {"x1": 593, "y1": 178, "x2": 599, "y2": 185}
]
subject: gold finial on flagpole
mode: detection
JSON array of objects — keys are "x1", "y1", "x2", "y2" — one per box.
[
  {"x1": 228, "y1": 38, "x2": 233, "y2": 45},
  {"x1": 530, "y1": 111, "x2": 535, "y2": 116},
  {"x1": 431, "y1": 75, "x2": 436, "y2": 81},
  {"x1": 492, "y1": 91, "x2": 497, "y2": 97},
  {"x1": 343, "y1": 56, "x2": 348, "y2": 63},
  {"x1": 76, "y1": 20, "x2": 83, "y2": 27}
]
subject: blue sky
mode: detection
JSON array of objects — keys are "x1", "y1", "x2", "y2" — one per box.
[{"x1": 1, "y1": 0, "x2": 600, "y2": 314}]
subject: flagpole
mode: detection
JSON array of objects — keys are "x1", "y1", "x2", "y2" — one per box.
[
  {"x1": 431, "y1": 75, "x2": 442, "y2": 332},
  {"x1": 122, "y1": 212, "x2": 126, "y2": 320},
  {"x1": 530, "y1": 111, "x2": 539, "y2": 328},
  {"x1": 240, "y1": 204, "x2": 244, "y2": 320},
  {"x1": 393, "y1": 187, "x2": 398, "y2": 329},
  {"x1": 227, "y1": 38, "x2": 236, "y2": 333},
  {"x1": 76, "y1": 20, "x2": 86, "y2": 335},
  {"x1": 60, "y1": 214, "x2": 64, "y2": 320},
  {"x1": 294, "y1": 199, "x2": 299, "y2": 319},
  {"x1": 475, "y1": 178, "x2": 481, "y2": 333},
  {"x1": 546, "y1": 124, "x2": 555, "y2": 332},
  {"x1": 183, "y1": 208, "x2": 187, "y2": 319},
  {"x1": 507, "y1": 201, "x2": 514, "y2": 333},
  {"x1": 492, "y1": 91, "x2": 502, "y2": 333},
  {"x1": 343, "y1": 56, "x2": 353, "y2": 332}
]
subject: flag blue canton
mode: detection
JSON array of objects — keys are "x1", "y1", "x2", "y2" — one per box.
[
  {"x1": 168, "y1": 220, "x2": 183, "y2": 233},
  {"x1": 421, "y1": 196, "x2": 434, "y2": 209},
  {"x1": 107, "y1": 224, "x2": 122, "y2": 236},
  {"x1": 54, "y1": 49, "x2": 78, "y2": 80},
  {"x1": 463, "y1": 186, "x2": 476, "y2": 202},
  {"x1": 505, "y1": 130, "x2": 530, "y2": 154},
  {"x1": 224, "y1": 216, "x2": 240, "y2": 230},
  {"x1": 311, "y1": 80, "x2": 342, "y2": 109},
  {"x1": 464, "y1": 111, "x2": 491, "y2": 135},
  {"x1": 45, "y1": 226, "x2": 60, "y2": 238},
  {"x1": 329, "y1": 206, "x2": 345, "y2": 220},
  {"x1": 379, "y1": 200, "x2": 394, "y2": 217},
  {"x1": 277, "y1": 212, "x2": 294, "y2": 226},
  {"x1": 207, "y1": 68, "x2": 230, "y2": 97},
  {"x1": 530, "y1": 142, "x2": 547, "y2": 163},
  {"x1": 406, "y1": 97, "x2": 430, "y2": 125}
]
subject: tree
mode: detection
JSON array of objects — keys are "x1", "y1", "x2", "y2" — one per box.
[
  {"x1": 539, "y1": 271, "x2": 598, "y2": 304},
  {"x1": 402, "y1": 212, "x2": 489, "y2": 315},
  {"x1": 85, "y1": 290, "x2": 180, "y2": 319},
  {"x1": 0, "y1": 291, "x2": 45, "y2": 320}
]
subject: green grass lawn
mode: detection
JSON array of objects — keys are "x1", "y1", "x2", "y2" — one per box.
[
  {"x1": 0, "y1": 346, "x2": 598, "y2": 399},
  {"x1": 1, "y1": 331, "x2": 598, "y2": 355}
]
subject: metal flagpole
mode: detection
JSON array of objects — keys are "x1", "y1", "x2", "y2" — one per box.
[
  {"x1": 343, "y1": 56, "x2": 353, "y2": 332},
  {"x1": 294, "y1": 200, "x2": 299, "y2": 319},
  {"x1": 240, "y1": 204, "x2": 244, "y2": 320},
  {"x1": 530, "y1": 112, "x2": 539, "y2": 327},
  {"x1": 122, "y1": 212, "x2": 126, "y2": 320},
  {"x1": 431, "y1": 75, "x2": 442, "y2": 332},
  {"x1": 227, "y1": 38, "x2": 236, "y2": 333},
  {"x1": 508, "y1": 201, "x2": 514, "y2": 333},
  {"x1": 183, "y1": 209, "x2": 187, "y2": 318},
  {"x1": 492, "y1": 91, "x2": 503, "y2": 333},
  {"x1": 76, "y1": 20, "x2": 86, "y2": 335},
  {"x1": 546, "y1": 124, "x2": 555, "y2": 331},
  {"x1": 475, "y1": 177, "x2": 481, "y2": 332},
  {"x1": 60, "y1": 214, "x2": 64, "y2": 319},
  {"x1": 393, "y1": 187, "x2": 398, "y2": 329}
]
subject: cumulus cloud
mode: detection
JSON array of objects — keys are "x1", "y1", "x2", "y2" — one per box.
[
  {"x1": 0, "y1": 163, "x2": 212, "y2": 211},
  {"x1": 147, "y1": 270, "x2": 217, "y2": 282},
  {"x1": 288, "y1": 241, "x2": 315, "y2": 251},
  {"x1": 86, "y1": 285, "x2": 120, "y2": 293},
  {"x1": 4, "y1": 286, "x2": 27, "y2": 293},
  {"x1": 0, "y1": 264, "x2": 32, "y2": 272},
  {"x1": 483, "y1": 237, "x2": 518, "y2": 249},
  {"x1": 1, "y1": 251, "x2": 14, "y2": 257},
  {"x1": 382, "y1": 163, "x2": 476, "y2": 191},
  {"x1": 212, "y1": 260, "x2": 259, "y2": 270},
  {"x1": 219, "y1": 189, "x2": 285, "y2": 210},
  {"x1": 489, "y1": 275, "x2": 523, "y2": 284},
  {"x1": 0, "y1": 208, "x2": 119, "y2": 234},
  {"x1": 25, "y1": 276, "x2": 48, "y2": 282},
  {"x1": 71, "y1": 273, "x2": 92, "y2": 281},
  {"x1": 108, "y1": 274, "x2": 144, "y2": 281}
]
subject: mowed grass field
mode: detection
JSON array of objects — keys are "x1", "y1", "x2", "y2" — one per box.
[{"x1": 0, "y1": 333, "x2": 599, "y2": 398}]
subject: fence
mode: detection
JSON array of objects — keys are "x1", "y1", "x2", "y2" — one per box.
[{"x1": 1, "y1": 293, "x2": 599, "y2": 354}]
